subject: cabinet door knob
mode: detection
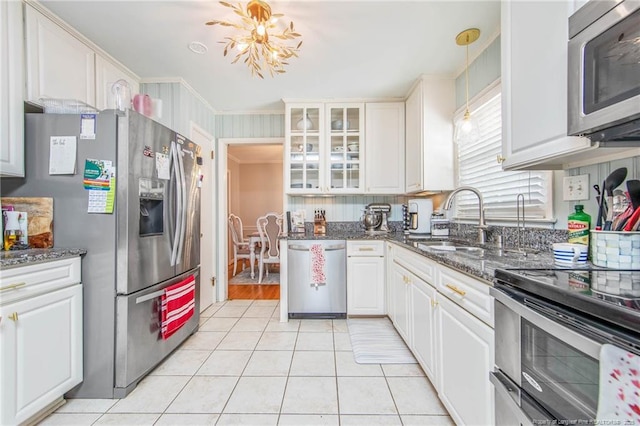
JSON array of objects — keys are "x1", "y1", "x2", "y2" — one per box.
[
  {"x1": 496, "y1": 155, "x2": 506, "y2": 164},
  {"x1": 431, "y1": 299, "x2": 439, "y2": 308},
  {"x1": 9, "y1": 312, "x2": 18, "y2": 322}
]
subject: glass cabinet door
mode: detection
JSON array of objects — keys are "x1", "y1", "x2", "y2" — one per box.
[
  {"x1": 288, "y1": 106, "x2": 322, "y2": 193},
  {"x1": 327, "y1": 104, "x2": 363, "y2": 193}
]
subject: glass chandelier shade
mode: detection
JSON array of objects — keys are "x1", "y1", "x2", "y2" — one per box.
[{"x1": 206, "y1": 0, "x2": 302, "y2": 78}]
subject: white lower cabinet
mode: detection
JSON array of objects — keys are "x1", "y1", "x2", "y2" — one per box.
[
  {"x1": 347, "y1": 256, "x2": 385, "y2": 315},
  {"x1": 0, "y1": 258, "x2": 83, "y2": 426},
  {"x1": 386, "y1": 242, "x2": 495, "y2": 425},
  {"x1": 437, "y1": 294, "x2": 494, "y2": 426},
  {"x1": 408, "y1": 270, "x2": 437, "y2": 383},
  {"x1": 390, "y1": 261, "x2": 411, "y2": 343},
  {"x1": 347, "y1": 241, "x2": 385, "y2": 315}
]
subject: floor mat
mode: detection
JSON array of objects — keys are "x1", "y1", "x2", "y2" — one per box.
[
  {"x1": 347, "y1": 317, "x2": 417, "y2": 364},
  {"x1": 229, "y1": 269, "x2": 280, "y2": 285}
]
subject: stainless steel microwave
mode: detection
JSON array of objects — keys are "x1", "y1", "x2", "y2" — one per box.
[{"x1": 568, "y1": 0, "x2": 640, "y2": 143}]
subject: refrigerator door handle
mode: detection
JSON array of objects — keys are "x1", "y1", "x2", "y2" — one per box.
[
  {"x1": 176, "y1": 144, "x2": 187, "y2": 265},
  {"x1": 135, "y1": 290, "x2": 164, "y2": 304},
  {"x1": 170, "y1": 141, "x2": 182, "y2": 266}
]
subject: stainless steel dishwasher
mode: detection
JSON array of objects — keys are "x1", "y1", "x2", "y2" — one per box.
[{"x1": 288, "y1": 240, "x2": 346, "y2": 319}]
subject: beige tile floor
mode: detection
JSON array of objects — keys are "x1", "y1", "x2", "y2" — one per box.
[{"x1": 41, "y1": 300, "x2": 454, "y2": 426}]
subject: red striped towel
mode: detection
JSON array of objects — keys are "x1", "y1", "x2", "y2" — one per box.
[
  {"x1": 310, "y1": 244, "x2": 326, "y2": 285},
  {"x1": 161, "y1": 275, "x2": 196, "y2": 340}
]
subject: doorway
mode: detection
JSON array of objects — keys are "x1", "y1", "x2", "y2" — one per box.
[
  {"x1": 216, "y1": 138, "x2": 285, "y2": 302},
  {"x1": 190, "y1": 122, "x2": 215, "y2": 312}
]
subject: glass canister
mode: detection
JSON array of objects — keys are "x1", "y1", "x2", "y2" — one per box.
[{"x1": 431, "y1": 212, "x2": 450, "y2": 237}]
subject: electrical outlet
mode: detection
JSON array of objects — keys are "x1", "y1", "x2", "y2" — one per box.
[{"x1": 563, "y1": 175, "x2": 590, "y2": 201}]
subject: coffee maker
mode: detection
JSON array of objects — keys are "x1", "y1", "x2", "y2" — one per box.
[
  {"x1": 407, "y1": 199, "x2": 433, "y2": 234},
  {"x1": 363, "y1": 203, "x2": 391, "y2": 233}
]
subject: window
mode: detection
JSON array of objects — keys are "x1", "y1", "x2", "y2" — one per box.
[{"x1": 454, "y1": 81, "x2": 552, "y2": 221}]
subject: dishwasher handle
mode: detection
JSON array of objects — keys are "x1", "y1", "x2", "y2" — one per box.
[{"x1": 288, "y1": 243, "x2": 345, "y2": 251}]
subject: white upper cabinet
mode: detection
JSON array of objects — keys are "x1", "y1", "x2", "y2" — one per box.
[
  {"x1": 285, "y1": 103, "x2": 326, "y2": 194},
  {"x1": 95, "y1": 55, "x2": 140, "y2": 111},
  {"x1": 365, "y1": 102, "x2": 405, "y2": 194},
  {"x1": 24, "y1": 3, "x2": 140, "y2": 112},
  {"x1": 285, "y1": 102, "x2": 365, "y2": 195},
  {"x1": 405, "y1": 76, "x2": 455, "y2": 193},
  {"x1": 500, "y1": 0, "x2": 593, "y2": 170},
  {"x1": 326, "y1": 103, "x2": 365, "y2": 194},
  {"x1": 25, "y1": 4, "x2": 96, "y2": 107},
  {"x1": 0, "y1": 0, "x2": 24, "y2": 177}
]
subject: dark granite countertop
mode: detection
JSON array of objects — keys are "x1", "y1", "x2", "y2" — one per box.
[
  {"x1": 0, "y1": 248, "x2": 86, "y2": 269},
  {"x1": 281, "y1": 231, "x2": 559, "y2": 283}
]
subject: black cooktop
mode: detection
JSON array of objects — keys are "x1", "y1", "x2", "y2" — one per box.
[{"x1": 494, "y1": 268, "x2": 640, "y2": 334}]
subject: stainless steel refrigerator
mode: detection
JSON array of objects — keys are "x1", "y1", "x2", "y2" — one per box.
[{"x1": 2, "y1": 110, "x2": 201, "y2": 398}]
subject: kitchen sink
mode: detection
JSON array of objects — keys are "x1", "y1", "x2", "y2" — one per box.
[
  {"x1": 415, "y1": 240, "x2": 540, "y2": 260},
  {"x1": 417, "y1": 242, "x2": 485, "y2": 256}
]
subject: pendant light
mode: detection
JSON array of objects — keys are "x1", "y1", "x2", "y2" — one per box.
[{"x1": 454, "y1": 28, "x2": 481, "y2": 146}]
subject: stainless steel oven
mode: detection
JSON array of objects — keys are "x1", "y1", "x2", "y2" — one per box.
[
  {"x1": 491, "y1": 269, "x2": 640, "y2": 425},
  {"x1": 568, "y1": 0, "x2": 640, "y2": 142}
]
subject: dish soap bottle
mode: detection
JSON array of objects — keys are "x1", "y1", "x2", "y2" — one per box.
[{"x1": 568, "y1": 204, "x2": 591, "y2": 245}]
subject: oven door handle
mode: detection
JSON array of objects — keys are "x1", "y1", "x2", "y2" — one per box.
[
  {"x1": 490, "y1": 370, "x2": 553, "y2": 426},
  {"x1": 491, "y1": 286, "x2": 602, "y2": 359}
]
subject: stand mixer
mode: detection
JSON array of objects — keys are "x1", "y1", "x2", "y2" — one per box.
[{"x1": 362, "y1": 203, "x2": 391, "y2": 233}]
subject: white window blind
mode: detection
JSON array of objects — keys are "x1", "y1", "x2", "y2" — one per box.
[{"x1": 455, "y1": 85, "x2": 552, "y2": 220}]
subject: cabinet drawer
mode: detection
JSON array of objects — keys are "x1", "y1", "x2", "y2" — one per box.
[
  {"x1": 0, "y1": 257, "x2": 81, "y2": 305},
  {"x1": 347, "y1": 240, "x2": 384, "y2": 256},
  {"x1": 437, "y1": 266, "x2": 493, "y2": 328},
  {"x1": 392, "y1": 244, "x2": 435, "y2": 285}
]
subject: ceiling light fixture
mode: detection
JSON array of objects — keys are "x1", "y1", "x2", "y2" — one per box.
[
  {"x1": 454, "y1": 28, "x2": 481, "y2": 146},
  {"x1": 206, "y1": 0, "x2": 302, "y2": 79}
]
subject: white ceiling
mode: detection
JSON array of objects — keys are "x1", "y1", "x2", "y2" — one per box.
[{"x1": 39, "y1": 0, "x2": 501, "y2": 113}]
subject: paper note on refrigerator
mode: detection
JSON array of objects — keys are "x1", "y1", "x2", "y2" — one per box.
[
  {"x1": 88, "y1": 173, "x2": 116, "y2": 214},
  {"x1": 156, "y1": 153, "x2": 170, "y2": 180},
  {"x1": 49, "y1": 136, "x2": 77, "y2": 175}
]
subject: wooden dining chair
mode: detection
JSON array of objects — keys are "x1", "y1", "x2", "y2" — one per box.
[
  {"x1": 228, "y1": 213, "x2": 251, "y2": 276},
  {"x1": 256, "y1": 212, "x2": 283, "y2": 284}
]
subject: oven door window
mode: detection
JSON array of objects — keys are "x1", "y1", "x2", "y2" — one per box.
[
  {"x1": 522, "y1": 319, "x2": 598, "y2": 421},
  {"x1": 583, "y1": 8, "x2": 640, "y2": 114}
]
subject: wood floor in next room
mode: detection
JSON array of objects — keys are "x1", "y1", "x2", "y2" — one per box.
[{"x1": 228, "y1": 261, "x2": 280, "y2": 300}]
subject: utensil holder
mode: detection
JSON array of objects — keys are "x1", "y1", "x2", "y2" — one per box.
[{"x1": 590, "y1": 230, "x2": 640, "y2": 268}]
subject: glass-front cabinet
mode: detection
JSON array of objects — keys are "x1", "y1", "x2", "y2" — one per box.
[
  {"x1": 286, "y1": 104, "x2": 324, "y2": 194},
  {"x1": 284, "y1": 102, "x2": 364, "y2": 194},
  {"x1": 326, "y1": 103, "x2": 364, "y2": 193}
]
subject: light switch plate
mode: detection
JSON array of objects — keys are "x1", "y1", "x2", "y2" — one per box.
[{"x1": 563, "y1": 175, "x2": 589, "y2": 201}]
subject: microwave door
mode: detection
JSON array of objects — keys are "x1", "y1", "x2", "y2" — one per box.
[{"x1": 568, "y1": 1, "x2": 640, "y2": 137}]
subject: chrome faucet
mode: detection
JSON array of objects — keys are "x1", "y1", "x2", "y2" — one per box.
[{"x1": 443, "y1": 186, "x2": 488, "y2": 244}]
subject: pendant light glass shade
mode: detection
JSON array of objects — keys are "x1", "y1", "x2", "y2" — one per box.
[
  {"x1": 455, "y1": 109, "x2": 481, "y2": 146},
  {"x1": 455, "y1": 28, "x2": 481, "y2": 146}
]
